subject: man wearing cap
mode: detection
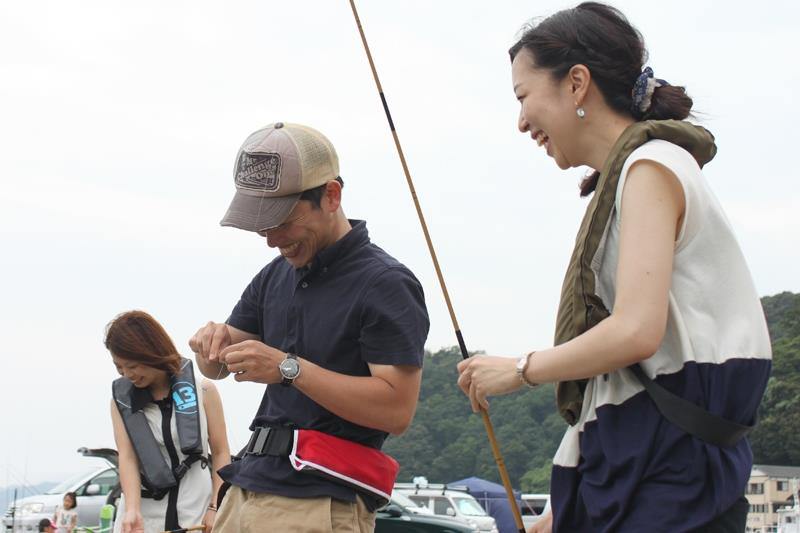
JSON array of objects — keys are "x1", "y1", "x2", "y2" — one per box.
[{"x1": 189, "y1": 122, "x2": 429, "y2": 532}]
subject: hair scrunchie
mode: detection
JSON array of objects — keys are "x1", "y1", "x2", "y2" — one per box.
[{"x1": 631, "y1": 67, "x2": 668, "y2": 116}]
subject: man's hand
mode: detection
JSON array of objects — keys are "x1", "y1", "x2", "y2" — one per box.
[
  {"x1": 189, "y1": 322, "x2": 233, "y2": 363},
  {"x1": 189, "y1": 322, "x2": 236, "y2": 380},
  {"x1": 220, "y1": 340, "x2": 286, "y2": 384}
]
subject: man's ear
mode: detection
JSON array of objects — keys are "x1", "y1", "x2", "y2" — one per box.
[
  {"x1": 323, "y1": 180, "x2": 342, "y2": 212},
  {"x1": 567, "y1": 64, "x2": 591, "y2": 106}
]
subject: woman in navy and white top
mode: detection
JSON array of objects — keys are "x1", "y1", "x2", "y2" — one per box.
[{"x1": 456, "y1": 3, "x2": 771, "y2": 532}]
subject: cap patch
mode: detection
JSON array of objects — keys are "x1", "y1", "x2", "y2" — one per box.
[{"x1": 235, "y1": 152, "x2": 282, "y2": 192}]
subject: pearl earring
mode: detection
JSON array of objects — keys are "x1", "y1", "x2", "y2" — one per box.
[{"x1": 576, "y1": 107, "x2": 586, "y2": 119}]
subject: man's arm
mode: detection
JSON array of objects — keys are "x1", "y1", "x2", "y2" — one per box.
[
  {"x1": 189, "y1": 322, "x2": 259, "y2": 379},
  {"x1": 219, "y1": 341, "x2": 422, "y2": 435},
  {"x1": 296, "y1": 360, "x2": 422, "y2": 435}
]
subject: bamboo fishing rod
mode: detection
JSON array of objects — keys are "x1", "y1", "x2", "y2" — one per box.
[{"x1": 347, "y1": 2, "x2": 526, "y2": 531}]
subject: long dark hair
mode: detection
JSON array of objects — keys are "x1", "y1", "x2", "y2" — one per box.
[
  {"x1": 509, "y1": 2, "x2": 693, "y2": 195},
  {"x1": 104, "y1": 310, "x2": 182, "y2": 375}
]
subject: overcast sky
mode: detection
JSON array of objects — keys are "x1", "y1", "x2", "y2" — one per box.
[{"x1": 2, "y1": 0, "x2": 798, "y2": 490}]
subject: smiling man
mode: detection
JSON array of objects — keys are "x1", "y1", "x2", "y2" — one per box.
[{"x1": 189, "y1": 122, "x2": 429, "y2": 532}]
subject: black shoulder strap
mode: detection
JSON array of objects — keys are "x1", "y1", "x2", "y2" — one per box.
[{"x1": 630, "y1": 364, "x2": 753, "y2": 448}]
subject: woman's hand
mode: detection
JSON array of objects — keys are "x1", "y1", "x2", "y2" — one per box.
[
  {"x1": 456, "y1": 355, "x2": 523, "y2": 412},
  {"x1": 203, "y1": 508, "x2": 217, "y2": 532},
  {"x1": 121, "y1": 508, "x2": 144, "y2": 533},
  {"x1": 527, "y1": 510, "x2": 552, "y2": 533}
]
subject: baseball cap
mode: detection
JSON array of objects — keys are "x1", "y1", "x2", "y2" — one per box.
[
  {"x1": 38, "y1": 518, "x2": 57, "y2": 531},
  {"x1": 220, "y1": 122, "x2": 340, "y2": 232}
]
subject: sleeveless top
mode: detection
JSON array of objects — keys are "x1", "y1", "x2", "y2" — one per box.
[
  {"x1": 550, "y1": 140, "x2": 772, "y2": 532},
  {"x1": 55, "y1": 507, "x2": 78, "y2": 533},
  {"x1": 114, "y1": 378, "x2": 212, "y2": 533}
]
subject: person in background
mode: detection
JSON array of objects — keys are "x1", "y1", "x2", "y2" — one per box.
[
  {"x1": 53, "y1": 492, "x2": 77, "y2": 533},
  {"x1": 106, "y1": 310, "x2": 231, "y2": 533},
  {"x1": 38, "y1": 518, "x2": 57, "y2": 533}
]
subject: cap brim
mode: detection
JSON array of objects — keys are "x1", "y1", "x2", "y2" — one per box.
[{"x1": 220, "y1": 191, "x2": 301, "y2": 232}]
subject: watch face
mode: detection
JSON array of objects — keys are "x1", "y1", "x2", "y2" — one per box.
[{"x1": 279, "y1": 358, "x2": 300, "y2": 379}]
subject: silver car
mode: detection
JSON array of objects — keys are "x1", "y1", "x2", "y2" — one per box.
[{"x1": 3, "y1": 448, "x2": 118, "y2": 532}]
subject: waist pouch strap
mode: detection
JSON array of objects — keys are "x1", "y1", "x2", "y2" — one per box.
[{"x1": 245, "y1": 426, "x2": 294, "y2": 457}]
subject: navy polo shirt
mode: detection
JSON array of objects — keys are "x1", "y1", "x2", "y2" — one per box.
[{"x1": 218, "y1": 220, "x2": 429, "y2": 508}]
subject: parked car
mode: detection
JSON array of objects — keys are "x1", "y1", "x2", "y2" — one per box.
[
  {"x1": 395, "y1": 485, "x2": 498, "y2": 533},
  {"x1": 520, "y1": 493, "x2": 551, "y2": 529},
  {"x1": 3, "y1": 448, "x2": 118, "y2": 533},
  {"x1": 376, "y1": 494, "x2": 480, "y2": 533}
]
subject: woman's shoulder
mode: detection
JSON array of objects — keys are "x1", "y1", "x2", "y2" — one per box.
[
  {"x1": 625, "y1": 139, "x2": 699, "y2": 170},
  {"x1": 618, "y1": 139, "x2": 706, "y2": 203}
]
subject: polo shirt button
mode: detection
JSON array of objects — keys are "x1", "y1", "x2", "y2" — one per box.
[{"x1": 301, "y1": 282, "x2": 308, "y2": 288}]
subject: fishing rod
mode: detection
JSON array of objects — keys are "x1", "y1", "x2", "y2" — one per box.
[{"x1": 346, "y1": 2, "x2": 526, "y2": 532}]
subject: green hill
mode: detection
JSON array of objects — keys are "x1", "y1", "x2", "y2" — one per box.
[
  {"x1": 750, "y1": 292, "x2": 800, "y2": 465},
  {"x1": 385, "y1": 292, "x2": 800, "y2": 491}
]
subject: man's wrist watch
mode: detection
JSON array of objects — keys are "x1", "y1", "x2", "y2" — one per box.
[
  {"x1": 516, "y1": 351, "x2": 538, "y2": 388},
  {"x1": 278, "y1": 353, "x2": 301, "y2": 386}
]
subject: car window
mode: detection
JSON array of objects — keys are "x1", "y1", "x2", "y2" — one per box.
[
  {"x1": 391, "y1": 492, "x2": 425, "y2": 510},
  {"x1": 522, "y1": 498, "x2": 548, "y2": 515},
  {"x1": 78, "y1": 469, "x2": 118, "y2": 496},
  {"x1": 46, "y1": 470, "x2": 95, "y2": 494},
  {"x1": 453, "y1": 496, "x2": 487, "y2": 516},
  {"x1": 433, "y1": 496, "x2": 454, "y2": 515},
  {"x1": 408, "y1": 495, "x2": 428, "y2": 508}
]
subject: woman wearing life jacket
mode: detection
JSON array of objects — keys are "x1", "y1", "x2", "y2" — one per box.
[
  {"x1": 456, "y1": 3, "x2": 771, "y2": 532},
  {"x1": 106, "y1": 310, "x2": 231, "y2": 533}
]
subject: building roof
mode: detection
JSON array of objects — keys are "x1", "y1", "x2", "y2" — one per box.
[{"x1": 752, "y1": 465, "x2": 800, "y2": 479}]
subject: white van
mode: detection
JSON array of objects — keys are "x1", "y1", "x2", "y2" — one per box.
[{"x1": 394, "y1": 484, "x2": 498, "y2": 533}]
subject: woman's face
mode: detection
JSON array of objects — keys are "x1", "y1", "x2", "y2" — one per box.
[
  {"x1": 111, "y1": 355, "x2": 166, "y2": 389},
  {"x1": 511, "y1": 49, "x2": 577, "y2": 170}
]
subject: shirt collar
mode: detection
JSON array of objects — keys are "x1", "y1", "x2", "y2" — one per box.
[{"x1": 301, "y1": 219, "x2": 370, "y2": 275}]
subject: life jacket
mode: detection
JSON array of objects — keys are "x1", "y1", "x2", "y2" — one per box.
[
  {"x1": 553, "y1": 120, "x2": 753, "y2": 448},
  {"x1": 112, "y1": 357, "x2": 207, "y2": 500}
]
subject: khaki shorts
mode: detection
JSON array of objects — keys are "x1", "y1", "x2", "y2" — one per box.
[{"x1": 214, "y1": 485, "x2": 376, "y2": 533}]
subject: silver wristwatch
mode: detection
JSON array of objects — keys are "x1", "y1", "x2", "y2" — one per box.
[{"x1": 278, "y1": 353, "x2": 301, "y2": 386}]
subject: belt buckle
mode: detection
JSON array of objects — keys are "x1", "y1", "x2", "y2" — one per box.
[{"x1": 247, "y1": 426, "x2": 271, "y2": 456}]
